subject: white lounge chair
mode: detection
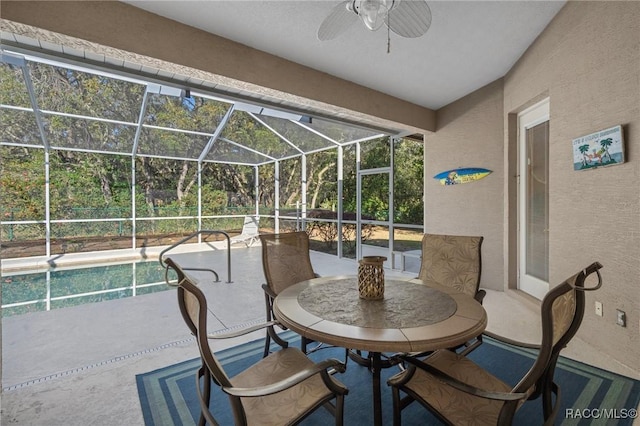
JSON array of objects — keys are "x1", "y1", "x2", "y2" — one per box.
[{"x1": 230, "y1": 215, "x2": 260, "y2": 247}]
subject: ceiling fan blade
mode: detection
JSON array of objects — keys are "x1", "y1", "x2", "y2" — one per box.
[
  {"x1": 386, "y1": 0, "x2": 432, "y2": 38},
  {"x1": 318, "y1": 1, "x2": 359, "y2": 41}
]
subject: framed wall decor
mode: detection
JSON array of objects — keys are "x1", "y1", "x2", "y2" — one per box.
[{"x1": 572, "y1": 125, "x2": 625, "y2": 171}]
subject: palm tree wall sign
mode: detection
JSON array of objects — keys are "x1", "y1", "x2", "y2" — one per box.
[{"x1": 572, "y1": 125, "x2": 625, "y2": 170}]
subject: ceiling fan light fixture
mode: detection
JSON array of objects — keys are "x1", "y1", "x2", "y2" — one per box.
[
  {"x1": 357, "y1": 0, "x2": 389, "y2": 31},
  {"x1": 318, "y1": 0, "x2": 430, "y2": 42}
]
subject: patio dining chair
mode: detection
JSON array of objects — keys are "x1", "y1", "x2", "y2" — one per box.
[
  {"x1": 418, "y1": 233, "x2": 485, "y2": 355},
  {"x1": 387, "y1": 262, "x2": 603, "y2": 426},
  {"x1": 259, "y1": 231, "x2": 320, "y2": 357},
  {"x1": 165, "y1": 257, "x2": 349, "y2": 426}
]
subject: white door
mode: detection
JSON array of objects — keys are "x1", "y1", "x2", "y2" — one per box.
[{"x1": 518, "y1": 99, "x2": 550, "y2": 300}]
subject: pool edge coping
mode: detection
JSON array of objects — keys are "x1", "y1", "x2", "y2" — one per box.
[{"x1": 1, "y1": 241, "x2": 235, "y2": 273}]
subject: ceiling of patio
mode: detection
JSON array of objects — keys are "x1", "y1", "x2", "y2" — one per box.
[
  {"x1": 122, "y1": 0, "x2": 566, "y2": 110},
  {"x1": 0, "y1": 1, "x2": 566, "y2": 164}
]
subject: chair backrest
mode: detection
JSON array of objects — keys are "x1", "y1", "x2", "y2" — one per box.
[
  {"x1": 417, "y1": 233, "x2": 483, "y2": 297},
  {"x1": 165, "y1": 258, "x2": 233, "y2": 389},
  {"x1": 259, "y1": 231, "x2": 316, "y2": 295},
  {"x1": 505, "y1": 262, "x2": 603, "y2": 420}
]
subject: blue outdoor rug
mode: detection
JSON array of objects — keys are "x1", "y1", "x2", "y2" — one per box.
[{"x1": 137, "y1": 332, "x2": 639, "y2": 425}]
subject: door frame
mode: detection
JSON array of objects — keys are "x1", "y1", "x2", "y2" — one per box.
[{"x1": 517, "y1": 98, "x2": 550, "y2": 300}]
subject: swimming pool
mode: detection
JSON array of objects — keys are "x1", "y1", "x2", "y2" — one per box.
[{"x1": 1, "y1": 260, "x2": 177, "y2": 317}]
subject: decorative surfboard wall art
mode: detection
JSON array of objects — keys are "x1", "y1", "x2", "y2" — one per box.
[{"x1": 434, "y1": 168, "x2": 492, "y2": 185}]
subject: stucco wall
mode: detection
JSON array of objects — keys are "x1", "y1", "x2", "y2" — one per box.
[
  {"x1": 424, "y1": 79, "x2": 505, "y2": 291},
  {"x1": 505, "y1": 1, "x2": 639, "y2": 373},
  {"x1": 426, "y1": 1, "x2": 639, "y2": 373}
]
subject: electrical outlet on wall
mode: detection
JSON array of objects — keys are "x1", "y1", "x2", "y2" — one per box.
[
  {"x1": 595, "y1": 301, "x2": 603, "y2": 317},
  {"x1": 616, "y1": 309, "x2": 626, "y2": 327}
]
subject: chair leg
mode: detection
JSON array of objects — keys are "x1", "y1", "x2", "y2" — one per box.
[
  {"x1": 457, "y1": 335, "x2": 483, "y2": 356},
  {"x1": 543, "y1": 383, "x2": 561, "y2": 426},
  {"x1": 264, "y1": 324, "x2": 289, "y2": 357},
  {"x1": 263, "y1": 293, "x2": 288, "y2": 357},
  {"x1": 335, "y1": 394, "x2": 345, "y2": 426},
  {"x1": 196, "y1": 366, "x2": 218, "y2": 426},
  {"x1": 542, "y1": 382, "x2": 554, "y2": 418},
  {"x1": 263, "y1": 330, "x2": 272, "y2": 358},
  {"x1": 541, "y1": 358, "x2": 560, "y2": 419},
  {"x1": 199, "y1": 365, "x2": 211, "y2": 426},
  {"x1": 390, "y1": 386, "x2": 402, "y2": 426}
]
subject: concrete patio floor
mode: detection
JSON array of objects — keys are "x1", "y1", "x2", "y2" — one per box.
[{"x1": 1, "y1": 245, "x2": 637, "y2": 425}]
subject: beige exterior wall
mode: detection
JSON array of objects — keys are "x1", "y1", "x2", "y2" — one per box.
[
  {"x1": 426, "y1": 2, "x2": 639, "y2": 373},
  {"x1": 424, "y1": 79, "x2": 505, "y2": 291}
]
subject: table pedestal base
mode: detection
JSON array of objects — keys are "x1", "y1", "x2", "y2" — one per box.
[{"x1": 348, "y1": 350, "x2": 401, "y2": 426}]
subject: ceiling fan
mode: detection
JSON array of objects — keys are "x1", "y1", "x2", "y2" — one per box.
[{"x1": 318, "y1": 0, "x2": 432, "y2": 46}]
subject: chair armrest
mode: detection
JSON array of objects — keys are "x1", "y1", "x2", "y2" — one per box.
[
  {"x1": 262, "y1": 283, "x2": 277, "y2": 299},
  {"x1": 165, "y1": 265, "x2": 219, "y2": 286},
  {"x1": 206, "y1": 321, "x2": 280, "y2": 340},
  {"x1": 482, "y1": 330, "x2": 541, "y2": 350},
  {"x1": 392, "y1": 355, "x2": 529, "y2": 402},
  {"x1": 181, "y1": 266, "x2": 219, "y2": 275},
  {"x1": 222, "y1": 358, "x2": 347, "y2": 397}
]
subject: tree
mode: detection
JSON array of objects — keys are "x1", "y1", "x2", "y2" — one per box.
[
  {"x1": 578, "y1": 144, "x2": 590, "y2": 167},
  {"x1": 0, "y1": 146, "x2": 46, "y2": 221},
  {"x1": 600, "y1": 138, "x2": 613, "y2": 162},
  {"x1": 393, "y1": 138, "x2": 423, "y2": 224},
  {"x1": 1, "y1": 59, "x2": 425, "y2": 252}
]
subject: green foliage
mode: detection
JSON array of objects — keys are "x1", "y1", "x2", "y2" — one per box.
[
  {"x1": 177, "y1": 185, "x2": 228, "y2": 215},
  {"x1": 394, "y1": 139, "x2": 424, "y2": 224},
  {"x1": 0, "y1": 59, "x2": 425, "y2": 252},
  {"x1": 361, "y1": 137, "x2": 391, "y2": 169},
  {"x1": 0, "y1": 138, "x2": 423, "y2": 245},
  {"x1": 306, "y1": 209, "x2": 374, "y2": 254},
  {"x1": 49, "y1": 151, "x2": 130, "y2": 219},
  {"x1": 0, "y1": 63, "x2": 31, "y2": 106},
  {"x1": 0, "y1": 146, "x2": 46, "y2": 220}
]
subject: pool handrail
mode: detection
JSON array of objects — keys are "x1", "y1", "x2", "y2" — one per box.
[{"x1": 158, "y1": 230, "x2": 232, "y2": 284}]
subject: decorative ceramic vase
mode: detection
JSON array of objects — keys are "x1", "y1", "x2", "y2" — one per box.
[{"x1": 358, "y1": 256, "x2": 386, "y2": 300}]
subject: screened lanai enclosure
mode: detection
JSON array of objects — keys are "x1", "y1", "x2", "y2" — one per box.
[{"x1": 0, "y1": 50, "x2": 424, "y2": 264}]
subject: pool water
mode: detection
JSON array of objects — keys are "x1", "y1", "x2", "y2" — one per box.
[{"x1": 1, "y1": 260, "x2": 178, "y2": 317}]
